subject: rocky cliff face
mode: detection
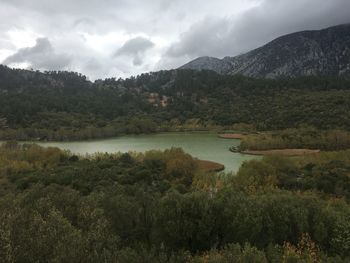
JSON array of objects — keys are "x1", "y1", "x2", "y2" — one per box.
[
  {"x1": 179, "y1": 56, "x2": 231, "y2": 74},
  {"x1": 180, "y1": 24, "x2": 350, "y2": 78}
]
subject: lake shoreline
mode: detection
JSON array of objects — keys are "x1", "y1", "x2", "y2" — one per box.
[
  {"x1": 0, "y1": 129, "x2": 223, "y2": 143},
  {"x1": 3, "y1": 132, "x2": 258, "y2": 173},
  {"x1": 241, "y1": 148, "x2": 320, "y2": 156},
  {"x1": 218, "y1": 133, "x2": 246, "y2": 139}
]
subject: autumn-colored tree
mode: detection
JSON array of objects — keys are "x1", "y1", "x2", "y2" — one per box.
[{"x1": 283, "y1": 234, "x2": 320, "y2": 263}]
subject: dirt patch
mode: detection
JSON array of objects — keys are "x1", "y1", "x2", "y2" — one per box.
[
  {"x1": 242, "y1": 149, "x2": 320, "y2": 156},
  {"x1": 218, "y1": 133, "x2": 245, "y2": 139},
  {"x1": 197, "y1": 159, "x2": 225, "y2": 172}
]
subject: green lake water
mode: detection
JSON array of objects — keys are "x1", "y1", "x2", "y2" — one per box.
[{"x1": 33, "y1": 132, "x2": 259, "y2": 173}]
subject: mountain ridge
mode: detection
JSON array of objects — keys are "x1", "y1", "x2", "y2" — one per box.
[{"x1": 180, "y1": 23, "x2": 350, "y2": 78}]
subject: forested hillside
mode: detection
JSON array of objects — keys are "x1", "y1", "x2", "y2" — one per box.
[{"x1": 1, "y1": 65, "x2": 350, "y2": 140}]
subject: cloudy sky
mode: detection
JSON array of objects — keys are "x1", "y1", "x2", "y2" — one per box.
[{"x1": 0, "y1": 0, "x2": 349, "y2": 80}]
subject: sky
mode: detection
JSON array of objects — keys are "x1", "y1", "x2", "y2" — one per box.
[{"x1": 0, "y1": 0, "x2": 349, "y2": 80}]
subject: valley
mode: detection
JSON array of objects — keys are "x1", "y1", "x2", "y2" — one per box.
[{"x1": 1, "y1": 20, "x2": 350, "y2": 262}]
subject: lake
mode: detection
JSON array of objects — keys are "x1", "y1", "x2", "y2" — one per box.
[{"x1": 33, "y1": 132, "x2": 259, "y2": 173}]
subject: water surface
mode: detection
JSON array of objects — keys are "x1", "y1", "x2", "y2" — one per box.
[{"x1": 34, "y1": 132, "x2": 259, "y2": 173}]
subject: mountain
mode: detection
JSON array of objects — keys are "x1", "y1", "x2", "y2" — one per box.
[
  {"x1": 178, "y1": 56, "x2": 231, "y2": 73},
  {"x1": 180, "y1": 24, "x2": 350, "y2": 78}
]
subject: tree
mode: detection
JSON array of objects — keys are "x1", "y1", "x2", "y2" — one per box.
[
  {"x1": 235, "y1": 160, "x2": 278, "y2": 193},
  {"x1": 164, "y1": 148, "x2": 197, "y2": 186},
  {"x1": 0, "y1": 116, "x2": 7, "y2": 129},
  {"x1": 330, "y1": 217, "x2": 350, "y2": 258}
]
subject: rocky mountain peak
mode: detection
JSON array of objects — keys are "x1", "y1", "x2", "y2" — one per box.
[{"x1": 180, "y1": 24, "x2": 350, "y2": 78}]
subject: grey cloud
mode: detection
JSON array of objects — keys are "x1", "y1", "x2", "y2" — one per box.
[
  {"x1": 0, "y1": 0, "x2": 126, "y2": 16},
  {"x1": 115, "y1": 37, "x2": 154, "y2": 66},
  {"x1": 0, "y1": 0, "x2": 256, "y2": 78},
  {"x1": 84, "y1": 58, "x2": 102, "y2": 71},
  {"x1": 73, "y1": 18, "x2": 96, "y2": 28},
  {"x1": 0, "y1": 0, "x2": 349, "y2": 78},
  {"x1": 3, "y1": 37, "x2": 71, "y2": 70},
  {"x1": 166, "y1": 17, "x2": 231, "y2": 58}
]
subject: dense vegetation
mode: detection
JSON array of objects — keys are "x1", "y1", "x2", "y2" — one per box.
[
  {"x1": 0, "y1": 142, "x2": 349, "y2": 262},
  {"x1": 240, "y1": 128, "x2": 350, "y2": 151},
  {"x1": 1, "y1": 65, "x2": 350, "y2": 262},
  {"x1": 1, "y1": 65, "x2": 350, "y2": 140}
]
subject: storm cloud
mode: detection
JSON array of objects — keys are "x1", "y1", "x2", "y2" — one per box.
[
  {"x1": 115, "y1": 37, "x2": 155, "y2": 66},
  {"x1": 3, "y1": 37, "x2": 71, "y2": 70},
  {"x1": 0, "y1": 0, "x2": 349, "y2": 79}
]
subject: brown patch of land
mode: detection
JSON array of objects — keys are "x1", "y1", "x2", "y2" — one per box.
[
  {"x1": 218, "y1": 133, "x2": 245, "y2": 139},
  {"x1": 197, "y1": 159, "x2": 225, "y2": 172},
  {"x1": 242, "y1": 149, "x2": 320, "y2": 156}
]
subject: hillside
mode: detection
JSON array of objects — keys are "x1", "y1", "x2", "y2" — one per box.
[
  {"x1": 1, "y1": 65, "x2": 350, "y2": 140},
  {"x1": 181, "y1": 24, "x2": 350, "y2": 78}
]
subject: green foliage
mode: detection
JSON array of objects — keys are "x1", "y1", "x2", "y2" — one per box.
[
  {"x1": 0, "y1": 143, "x2": 350, "y2": 262},
  {"x1": 330, "y1": 217, "x2": 350, "y2": 257},
  {"x1": 2, "y1": 66, "x2": 350, "y2": 140},
  {"x1": 240, "y1": 128, "x2": 350, "y2": 151},
  {"x1": 235, "y1": 152, "x2": 350, "y2": 201},
  {"x1": 0, "y1": 185, "x2": 120, "y2": 262},
  {"x1": 235, "y1": 160, "x2": 278, "y2": 192}
]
